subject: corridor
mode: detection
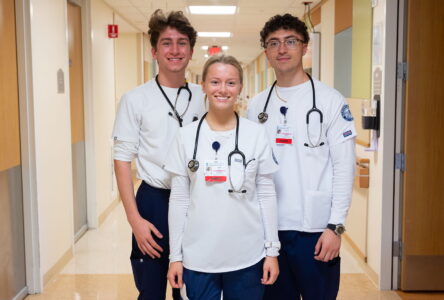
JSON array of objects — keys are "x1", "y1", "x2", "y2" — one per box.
[{"x1": 25, "y1": 199, "x2": 401, "y2": 300}]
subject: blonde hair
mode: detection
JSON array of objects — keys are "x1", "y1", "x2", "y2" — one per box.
[{"x1": 202, "y1": 54, "x2": 243, "y2": 84}]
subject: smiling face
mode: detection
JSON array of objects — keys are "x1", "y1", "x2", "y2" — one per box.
[
  {"x1": 202, "y1": 63, "x2": 243, "y2": 113},
  {"x1": 151, "y1": 26, "x2": 193, "y2": 76},
  {"x1": 264, "y1": 28, "x2": 307, "y2": 76}
]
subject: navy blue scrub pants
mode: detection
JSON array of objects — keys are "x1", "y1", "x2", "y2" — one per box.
[
  {"x1": 183, "y1": 260, "x2": 264, "y2": 300},
  {"x1": 130, "y1": 181, "x2": 181, "y2": 300},
  {"x1": 263, "y1": 231, "x2": 340, "y2": 300}
]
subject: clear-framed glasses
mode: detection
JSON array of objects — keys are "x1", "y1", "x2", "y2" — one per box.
[{"x1": 265, "y1": 38, "x2": 305, "y2": 50}]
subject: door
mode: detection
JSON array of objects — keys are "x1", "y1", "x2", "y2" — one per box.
[
  {"x1": 68, "y1": 2, "x2": 88, "y2": 241},
  {"x1": 400, "y1": 0, "x2": 444, "y2": 291},
  {"x1": 0, "y1": 0, "x2": 27, "y2": 298}
]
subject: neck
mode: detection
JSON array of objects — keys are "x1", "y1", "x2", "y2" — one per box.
[
  {"x1": 206, "y1": 109, "x2": 236, "y2": 131},
  {"x1": 275, "y1": 67, "x2": 308, "y2": 87},
  {"x1": 157, "y1": 71, "x2": 186, "y2": 88}
]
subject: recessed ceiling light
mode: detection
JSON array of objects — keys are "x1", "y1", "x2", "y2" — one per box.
[
  {"x1": 222, "y1": 46, "x2": 229, "y2": 51},
  {"x1": 189, "y1": 6, "x2": 236, "y2": 15},
  {"x1": 198, "y1": 32, "x2": 231, "y2": 38},
  {"x1": 201, "y1": 46, "x2": 209, "y2": 50}
]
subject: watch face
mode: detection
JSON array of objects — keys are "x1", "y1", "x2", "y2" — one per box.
[{"x1": 336, "y1": 225, "x2": 346, "y2": 235}]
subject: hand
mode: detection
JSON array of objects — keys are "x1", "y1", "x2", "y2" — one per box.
[
  {"x1": 168, "y1": 261, "x2": 184, "y2": 288},
  {"x1": 261, "y1": 256, "x2": 279, "y2": 285},
  {"x1": 314, "y1": 229, "x2": 341, "y2": 262},
  {"x1": 130, "y1": 217, "x2": 163, "y2": 258}
]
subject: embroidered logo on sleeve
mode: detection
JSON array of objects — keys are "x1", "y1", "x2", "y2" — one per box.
[
  {"x1": 343, "y1": 130, "x2": 352, "y2": 137},
  {"x1": 341, "y1": 104, "x2": 354, "y2": 121}
]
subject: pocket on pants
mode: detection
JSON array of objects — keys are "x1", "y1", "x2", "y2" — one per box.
[{"x1": 131, "y1": 257, "x2": 146, "y2": 292}]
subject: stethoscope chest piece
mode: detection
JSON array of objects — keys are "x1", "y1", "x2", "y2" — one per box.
[
  {"x1": 258, "y1": 112, "x2": 268, "y2": 123},
  {"x1": 188, "y1": 159, "x2": 199, "y2": 172}
]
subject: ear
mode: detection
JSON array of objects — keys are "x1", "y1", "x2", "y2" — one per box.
[
  {"x1": 302, "y1": 43, "x2": 308, "y2": 56},
  {"x1": 151, "y1": 47, "x2": 157, "y2": 59}
]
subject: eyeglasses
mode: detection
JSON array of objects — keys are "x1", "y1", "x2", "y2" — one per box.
[{"x1": 265, "y1": 38, "x2": 305, "y2": 50}]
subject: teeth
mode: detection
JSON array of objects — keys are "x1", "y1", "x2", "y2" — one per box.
[{"x1": 216, "y1": 97, "x2": 229, "y2": 100}]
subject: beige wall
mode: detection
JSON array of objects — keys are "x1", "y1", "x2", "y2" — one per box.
[
  {"x1": 320, "y1": 0, "x2": 335, "y2": 86},
  {"x1": 90, "y1": 0, "x2": 118, "y2": 218},
  {"x1": 115, "y1": 32, "x2": 143, "y2": 102},
  {"x1": 29, "y1": 0, "x2": 74, "y2": 276}
]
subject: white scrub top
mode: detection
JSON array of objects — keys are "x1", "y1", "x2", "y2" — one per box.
[
  {"x1": 247, "y1": 78, "x2": 356, "y2": 232},
  {"x1": 165, "y1": 117, "x2": 279, "y2": 273},
  {"x1": 112, "y1": 79, "x2": 205, "y2": 189}
]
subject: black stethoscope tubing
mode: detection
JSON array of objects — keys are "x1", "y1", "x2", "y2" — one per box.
[
  {"x1": 258, "y1": 73, "x2": 324, "y2": 147},
  {"x1": 155, "y1": 75, "x2": 192, "y2": 127},
  {"x1": 188, "y1": 112, "x2": 245, "y2": 172}
]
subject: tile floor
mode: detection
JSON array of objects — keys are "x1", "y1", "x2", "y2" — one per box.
[{"x1": 25, "y1": 201, "x2": 443, "y2": 300}]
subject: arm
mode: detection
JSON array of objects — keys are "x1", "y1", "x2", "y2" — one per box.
[
  {"x1": 314, "y1": 138, "x2": 355, "y2": 262},
  {"x1": 167, "y1": 174, "x2": 191, "y2": 289},
  {"x1": 256, "y1": 173, "x2": 280, "y2": 285},
  {"x1": 114, "y1": 159, "x2": 163, "y2": 258}
]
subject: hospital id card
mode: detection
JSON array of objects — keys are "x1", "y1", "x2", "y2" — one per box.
[
  {"x1": 204, "y1": 160, "x2": 227, "y2": 182},
  {"x1": 276, "y1": 124, "x2": 293, "y2": 144}
]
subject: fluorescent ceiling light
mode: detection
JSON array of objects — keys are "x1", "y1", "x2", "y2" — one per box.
[
  {"x1": 204, "y1": 54, "x2": 209, "y2": 58},
  {"x1": 198, "y1": 32, "x2": 231, "y2": 38},
  {"x1": 189, "y1": 6, "x2": 236, "y2": 15},
  {"x1": 222, "y1": 46, "x2": 229, "y2": 51},
  {"x1": 201, "y1": 46, "x2": 209, "y2": 50}
]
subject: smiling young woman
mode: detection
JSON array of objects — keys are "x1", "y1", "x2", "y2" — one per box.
[{"x1": 165, "y1": 54, "x2": 281, "y2": 300}]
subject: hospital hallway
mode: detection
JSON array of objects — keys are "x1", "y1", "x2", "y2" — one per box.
[
  {"x1": 23, "y1": 194, "x2": 443, "y2": 300},
  {"x1": 2, "y1": 0, "x2": 444, "y2": 299}
]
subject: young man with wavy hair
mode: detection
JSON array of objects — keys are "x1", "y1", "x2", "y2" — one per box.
[{"x1": 113, "y1": 9, "x2": 205, "y2": 300}]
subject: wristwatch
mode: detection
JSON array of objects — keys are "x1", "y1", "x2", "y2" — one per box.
[{"x1": 327, "y1": 223, "x2": 346, "y2": 236}]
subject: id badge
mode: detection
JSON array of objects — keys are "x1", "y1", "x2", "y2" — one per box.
[
  {"x1": 204, "y1": 160, "x2": 227, "y2": 182},
  {"x1": 276, "y1": 124, "x2": 293, "y2": 144}
]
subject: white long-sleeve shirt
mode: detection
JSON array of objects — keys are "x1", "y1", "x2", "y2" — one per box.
[
  {"x1": 165, "y1": 117, "x2": 280, "y2": 273},
  {"x1": 247, "y1": 78, "x2": 356, "y2": 231}
]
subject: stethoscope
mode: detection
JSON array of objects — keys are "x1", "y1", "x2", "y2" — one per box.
[
  {"x1": 188, "y1": 112, "x2": 250, "y2": 193},
  {"x1": 155, "y1": 75, "x2": 192, "y2": 127},
  {"x1": 257, "y1": 73, "x2": 324, "y2": 148}
]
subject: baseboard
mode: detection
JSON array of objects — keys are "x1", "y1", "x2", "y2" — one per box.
[
  {"x1": 12, "y1": 287, "x2": 28, "y2": 300},
  {"x1": 343, "y1": 233, "x2": 367, "y2": 262},
  {"x1": 342, "y1": 233, "x2": 379, "y2": 286},
  {"x1": 43, "y1": 247, "x2": 73, "y2": 286},
  {"x1": 99, "y1": 196, "x2": 120, "y2": 226}
]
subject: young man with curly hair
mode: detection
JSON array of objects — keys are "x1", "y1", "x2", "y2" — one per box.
[
  {"x1": 247, "y1": 14, "x2": 356, "y2": 300},
  {"x1": 113, "y1": 9, "x2": 205, "y2": 300}
]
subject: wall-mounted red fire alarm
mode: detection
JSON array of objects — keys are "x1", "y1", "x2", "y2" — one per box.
[{"x1": 108, "y1": 24, "x2": 118, "y2": 38}]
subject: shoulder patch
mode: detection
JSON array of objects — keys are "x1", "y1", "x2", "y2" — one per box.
[{"x1": 341, "y1": 104, "x2": 354, "y2": 121}]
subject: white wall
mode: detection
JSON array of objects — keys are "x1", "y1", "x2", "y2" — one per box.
[
  {"x1": 90, "y1": 0, "x2": 118, "y2": 218},
  {"x1": 320, "y1": 0, "x2": 335, "y2": 87},
  {"x1": 29, "y1": 0, "x2": 74, "y2": 276},
  {"x1": 115, "y1": 32, "x2": 143, "y2": 102}
]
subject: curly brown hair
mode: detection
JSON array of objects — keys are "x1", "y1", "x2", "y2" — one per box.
[
  {"x1": 260, "y1": 14, "x2": 309, "y2": 48},
  {"x1": 148, "y1": 9, "x2": 197, "y2": 49}
]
